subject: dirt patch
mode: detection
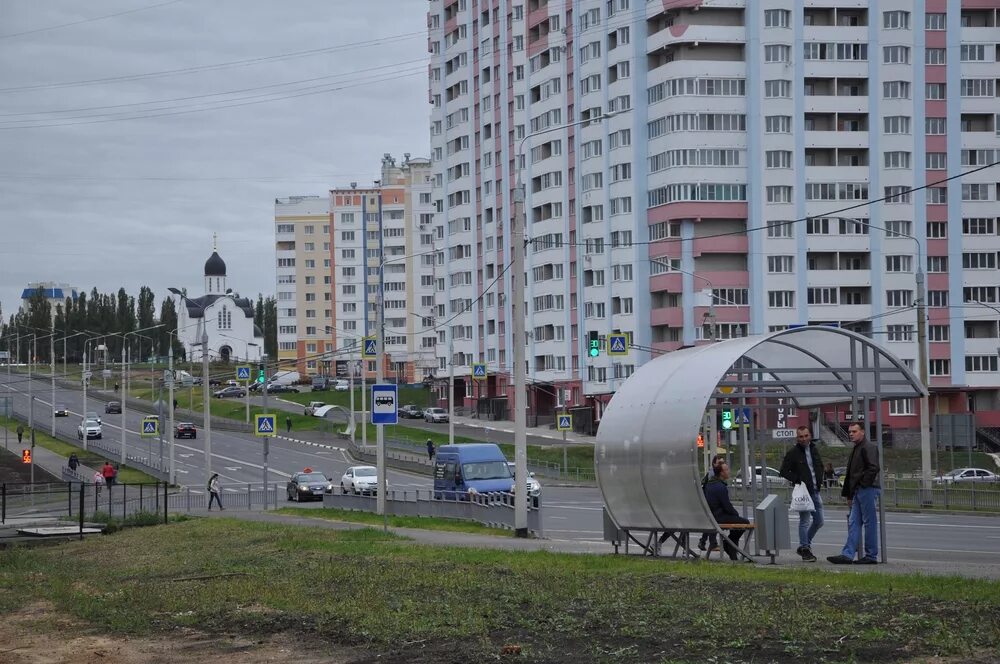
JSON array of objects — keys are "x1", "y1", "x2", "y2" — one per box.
[{"x1": 0, "y1": 602, "x2": 358, "y2": 664}]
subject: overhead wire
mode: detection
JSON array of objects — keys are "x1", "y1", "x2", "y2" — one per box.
[{"x1": 0, "y1": 0, "x2": 184, "y2": 40}]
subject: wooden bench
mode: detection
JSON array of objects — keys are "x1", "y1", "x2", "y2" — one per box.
[{"x1": 704, "y1": 523, "x2": 756, "y2": 561}]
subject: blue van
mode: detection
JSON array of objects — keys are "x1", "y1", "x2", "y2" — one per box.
[{"x1": 433, "y1": 443, "x2": 514, "y2": 499}]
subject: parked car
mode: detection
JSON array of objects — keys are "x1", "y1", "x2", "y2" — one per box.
[
  {"x1": 208, "y1": 377, "x2": 223, "y2": 387},
  {"x1": 104, "y1": 401, "x2": 121, "y2": 414},
  {"x1": 732, "y1": 466, "x2": 789, "y2": 488},
  {"x1": 311, "y1": 376, "x2": 330, "y2": 391},
  {"x1": 173, "y1": 422, "x2": 197, "y2": 439},
  {"x1": 399, "y1": 404, "x2": 423, "y2": 419},
  {"x1": 54, "y1": 405, "x2": 70, "y2": 417},
  {"x1": 213, "y1": 386, "x2": 246, "y2": 398},
  {"x1": 226, "y1": 379, "x2": 240, "y2": 387},
  {"x1": 85, "y1": 411, "x2": 102, "y2": 425},
  {"x1": 340, "y1": 466, "x2": 381, "y2": 495},
  {"x1": 934, "y1": 468, "x2": 1000, "y2": 485},
  {"x1": 424, "y1": 407, "x2": 449, "y2": 423},
  {"x1": 286, "y1": 469, "x2": 333, "y2": 501},
  {"x1": 506, "y1": 461, "x2": 542, "y2": 498},
  {"x1": 304, "y1": 401, "x2": 326, "y2": 416},
  {"x1": 333, "y1": 379, "x2": 350, "y2": 392},
  {"x1": 267, "y1": 383, "x2": 299, "y2": 394},
  {"x1": 77, "y1": 418, "x2": 102, "y2": 440}
]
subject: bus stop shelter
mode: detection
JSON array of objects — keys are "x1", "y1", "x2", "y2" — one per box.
[{"x1": 596, "y1": 326, "x2": 926, "y2": 562}]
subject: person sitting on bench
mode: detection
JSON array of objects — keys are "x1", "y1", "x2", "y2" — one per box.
[{"x1": 703, "y1": 461, "x2": 751, "y2": 561}]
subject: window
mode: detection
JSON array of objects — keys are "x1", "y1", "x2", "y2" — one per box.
[
  {"x1": 766, "y1": 150, "x2": 792, "y2": 168},
  {"x1": 883, "y1": 81, "x2": 910, "y2": 99},
  {"x1": 927, "y1": 256, "x2": 948, "y2": 272},
  {"x1": 766, "y1": 186, "x2": 793, "y2": 203},
  {"x1": 883, "y1": 116, "x2": 911, "y2": 134},
  {"x1": 805, "y1": 183, "x2": 836, "y2": 201},
  {"x1": 925, "y1": 117, "x2": 946, "y2": 135},
  {"x1": 839, "y1": 218, "x2": 869, "y2": 235},
  {"x1": 883, "y1": 151, "x2": 911, "y2": 169},
  {"x1": 963, "y1": 149, "x2": 999, "y2": 166},
  {"x1": 883, "y1": 10, "x2": 910, "y2": 29},
  {"x1": 925, "y1": 83, "x2": 946, "y2": 100},
  {"x1": 887, "y1": 325, "x2": 914, "y2": 342},
  {"x1": 765, "y1": 44, "x2": 791, "y2": 62},
  {"x1": 930, "y1": 359, "x2": 951, "y2": 376},
  {"x1": 883, "y1": 46, "x2": 910, "y2": 64},
  {"x1": 927, "y1": 221, "x2": 947, "y2": 239},
  {"x1": 885, "y1": 255, "x2": 913, "y2": 272},
  {"x1": 765, "y1": 115, "x2": 792, "y2": 133},
  {"x1": 925, "y1": 48, "x2": 946, "y2": 65},
  {"x1": 927, "y1": 187, "x2": 947, "y2": 204},
  {"x1": 966, "y1": 356, "x2": 999, "y2": 373},
  {"x1": 925, "y1": 13, "x2": 946, "y2": 30},
  {"x1": 886, "y1": 290, "x2": 913, "y2": 307},
  {"x1": 767, "y1": 221, "x2": 794, "y2": 238},
  {"x1": 764, "y1": 79, "x2": 791, "y2": 98},
  {"x1": 929, "y1": 325, "x2": 949, "y2": 342},
  {"x1": 889, "y1": 399, "x2": 914, "y2": 416},
  {"x1": 964, "y1": 286, "x2": 998, "y2": 303},
  {"x1": 963, "y1": 252, "x2": 998, "y2": 269},
  {"x1": 885, "y1": 220, "x2": 912, "y2": 237},
  {"x1": 768, "y1": 291, "x2": 795, "y2": 308},
  {"x1": 884, "y1": 186, "x2": 911, "y2": 204},
  {"x1": 276, "y1": 223, "x2": 294, "y2": 233},
  {"x1": 962, "y1": 184, "x2": 991, "y2": 201},
  {"x1": 807, "y1": 217, "x2": 830, "y2": 235},
  {"x1": 926, "y1": 153, "x2": 947, "y2": 170},
  {"x1": 961, "y1": 44, "x2": 986, "y2": 62},
  {"x1": 712, "y1": 289, "x2": 749, "y2": 306},
  {"x1": 961, "y1": 79, "x2": 995, "y2": 97},
  {"x1": 767, "y1": 255, "x2": 794, "y2": 273},
  {"x1": 963, "y1": 218, "x2": 996, "y2": 235},
  {"x1": 807, "y1": 288, "x2": 838, "y2": 305},
  {"x1": 764, "y1": 9, "x2": 790, "y2": 27},
  {"x1": 928, "y1": 290, "x2": 949, "y2": 307}
]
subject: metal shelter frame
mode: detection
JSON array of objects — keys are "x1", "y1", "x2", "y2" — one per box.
[{"x1": 596, "y1": 326, "x2": 926, "y2": 563}]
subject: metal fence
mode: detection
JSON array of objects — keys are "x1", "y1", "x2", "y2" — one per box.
[
  {"x1": 322, "y1": 488, "x2": 543, "y2": 535},
  {"x1": 733, "y1": 480, "x2": 1000, "y2": 513}
]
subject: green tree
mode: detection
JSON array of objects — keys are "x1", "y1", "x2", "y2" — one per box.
[
  {"x1": 24, "y1": 289, "x2": 53, "y2": 362},
  {"x1": 157, "y1": 296, "x2": 184, "y2": 360},
  {"x1": 137, "y1": 286, "x2": 155, "y2": 332}
]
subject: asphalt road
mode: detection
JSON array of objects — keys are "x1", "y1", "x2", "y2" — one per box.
[{"x1": 5, "y1": 371, "x2": 1000, "y2": 569}]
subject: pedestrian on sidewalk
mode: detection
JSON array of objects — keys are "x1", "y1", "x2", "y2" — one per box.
[
  {"x1": 286, "y1": 416, "x2": 292, "y2": 433},
  {"x1": 207, "y1": 473, "x2": 224, "y2": 510},
  {"x1": 93, "y1": 471, "x2": 104, "y2": 496},
  {"x1": 68, "y1": 453, "x2": 79, "y2": 472},
  {"x1": 426, "y1": 439, "x2": 435, "y2": 460},
  {"x1": 101, "y1": 461, "x2": 117, "y2": 487},
  {"x1": 828, "y1": 422, "x2": 881, "y2": 565},
  {"x1": 780, "y1": 425, "x2": 825, "y2": 562},
  {"x1": 16, "y1": 424, "x2": 24, "y2": 444},
  {"x1": 114, "y1": 382, "x2": 119, "y2": 394}
]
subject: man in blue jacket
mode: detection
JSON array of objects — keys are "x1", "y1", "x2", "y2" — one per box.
[{"x1": 703, "y1": 462, "x2": 750, "y2": 561}]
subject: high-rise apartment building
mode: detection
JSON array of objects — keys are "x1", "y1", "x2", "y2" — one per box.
[
  {"x1": 427, "y1": 0, "x2": 1000, "y2": 430},
  {"x1": 329, "y1": 153, "x2": 438, "y2": 384},
  {"x1": 274, "y1": 195, "x2": 332, "y2": 375}
]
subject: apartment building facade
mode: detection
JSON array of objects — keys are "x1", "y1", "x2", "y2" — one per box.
[
  {"x1": 274, "y1": 195, "x2": 332, "y2": 375},
  {"x1": 427, "y1": 0, "x2": 1000, "y2": 429},
  {"x1": 329, "y1": 154, "x2": 438, "y2": 384}
]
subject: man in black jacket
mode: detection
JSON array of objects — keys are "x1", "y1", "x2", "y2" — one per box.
[
  {"x1": 780, "y1": 425, "x2": 825, "y2": 562},
  {"x1": 703, "y1": 462, "x2": 750, "y2": 561},
  {"x1": 828, "y1": 422, "x2": 881, "y2": 565}
]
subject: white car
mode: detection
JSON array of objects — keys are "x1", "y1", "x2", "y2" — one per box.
[
  {"x1": 77, "y1": 418, "x2": 103, "y2": 440},
  {"x1": 333, "y1": 379, "x2": 350, "y2": 391},
  {"x1": 424, "y1": 407, "x2": 449, "y2": 423},
  {"x1": 935, "y1": 468, "x2": 1000, "y2": 485},
  {"x1": 732, "y1": 466, "x2": 788, "y2": 488},
  {"x1": 340, "y1": 466, "x2": 382, "y2": 494},
  {"x1": 506, "y1": 462, "x2": 541, "y2": 497}
]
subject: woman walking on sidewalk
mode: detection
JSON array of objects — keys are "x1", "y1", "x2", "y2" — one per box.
[{"x1": 207, "y1": 473, "x2": 224, "y2": 510}]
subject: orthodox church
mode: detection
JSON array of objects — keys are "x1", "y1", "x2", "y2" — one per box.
[{"x1": 172, "y1": 241, "x2": 264, "y2": 363}]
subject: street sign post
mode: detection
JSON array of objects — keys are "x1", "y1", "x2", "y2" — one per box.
[
  {"x1": 141, "y1": 417, "x2": 158, "y2": 437},
  {"x1": 607, "y1": 334, "x2": 628, "y2": 356},
  {"x1": 362, "y1": 337, "x2": 377, "y2": 359},
  {"x1": 255, "y1": 414, "x2": 276, "y2": 511},
  {"x1": 236, "y1": 366, "x2": 251, "y2": 381},
  {"x1": 371, "y1": 384, "x2": 398, "y2": 425},
  {"x1": 557, "y1": 414, "x2": 572, "y2": 431},
  {"x1": 472, "y1": 363, "x2": 487, "y2": 380}
]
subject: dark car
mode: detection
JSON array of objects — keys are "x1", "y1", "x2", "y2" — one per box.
[
  {"x1": 213, "y1": 386, "x2": 246, "y2": 398},
  {"x1": 399, "y1": 404, "x2": 423, "y2": 419},
  {"x1": 54, "y1": 405, "x2": 70, "y2": 417},
  {"x1": 286, "y1": 470, "x2": 333, "y2": 502},
  {"x1": 208, "y1": 377, "x2": 223, "y2": 387},
  {"x1": 105, "y1": 401, "x2": 122, "y2": 414},
  {"x1": 174, "y1": 422, "x2": 197, "y2": 439},
  {"x1": 268, "y1": 384, "x2": 299, "y2": 394}
]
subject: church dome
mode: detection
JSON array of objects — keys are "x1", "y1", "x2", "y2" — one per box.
[{"x1": 204, "y1": 251, "x2": 227, "y2": 277}]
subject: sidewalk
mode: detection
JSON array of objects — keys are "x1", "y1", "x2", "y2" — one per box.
[
  {"x1": 449, "y1": 414, "x2": 596, "y2": 445},
  {"x1": 1, "y1": 424, "x2": 99, "y2": 484}
]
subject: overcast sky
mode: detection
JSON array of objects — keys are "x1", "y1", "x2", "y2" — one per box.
[{"x1": 0, "y1": 0, "x2": 429, "y2": 319}]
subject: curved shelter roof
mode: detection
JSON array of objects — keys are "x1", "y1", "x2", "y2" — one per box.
[{"x1": 595, "y1": 326, "x2": 925, "y2": 532}]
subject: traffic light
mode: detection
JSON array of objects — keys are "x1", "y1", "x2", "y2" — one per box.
[
  {"x1": 721, "y1": 409, "x2": 734, "y2": 431},
  {"x1": 588, "y1": 331, "x2": 600, "y2": 358},
  {"x1": 21, "y1": 449, "x2": 31, "y2": 464},
  {"x1": 257, "y1": 363, "x2": 266, "y2": 384}
]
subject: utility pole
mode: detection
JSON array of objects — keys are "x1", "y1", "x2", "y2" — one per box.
[
  {"x1": 121, "y1": 343, "x2": 128, "y2": 465},
  {"x1": 448, "y1": 336, "x2": 455, "y2": 446},
  {"x1": 349, "y1": 340, "x2": 356, "y2": 443},
  {"x1": 50, "y1": 334, "x2": 55, "y2": 438},
  {"x1": 376, "y1": 259, "x2": 386, "y2": 517},
  {"x1": 202, "y1": 328, "x2": 212, "y2": 486},
  {"x1": 512, "y1": 170, "x2": 528, "y2": 538},
  {"x1": 262, "y1": 358, "x2": 269, "y2": 509},
  {"x1": 168, "y1": 341, "x2": 175, "y2": 485},
  {"x1": 916, "y1": 267, "x2": 931, "y2": 498}
]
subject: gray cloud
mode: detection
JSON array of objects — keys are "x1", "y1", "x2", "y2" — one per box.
[{"x1": 0, "y1": 0, "x2": 429, "y2": 317}]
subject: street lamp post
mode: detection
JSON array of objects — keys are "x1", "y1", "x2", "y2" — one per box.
[
  {"x1": 121, "y1": 325, "x2": 164, "y2": 466},
  {"x1": 512, "y1": 110, "x2": 625, "y2": 536}
]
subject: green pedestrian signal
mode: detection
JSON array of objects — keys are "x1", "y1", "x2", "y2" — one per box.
[
  {"x1": 721, "y1": 409, "x2": 734, "y2": 431},
  {"x1": 257, "y1": 364, "x2": 266, "y2": 384},
  {"x1": 588, "y1": 339, "x2": 600, "y2": 358}
]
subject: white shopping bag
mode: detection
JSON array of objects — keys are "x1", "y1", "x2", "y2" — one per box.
[{"x1": 790, "y1": 482, "x2": 815, "y2": 512}]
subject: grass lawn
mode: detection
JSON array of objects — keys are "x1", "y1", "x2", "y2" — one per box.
[
  {"x1": 276, "y1": 506, "x2": 513, "y2": 537},
  {"x1": 1, "y1": 518, "x2": 998, "y2": 663},
  {"x1": 0, "y1": 417, "x2": 160, "y2": 484}
]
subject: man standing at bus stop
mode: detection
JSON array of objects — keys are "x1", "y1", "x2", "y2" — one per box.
[
  {"x1": 828, "y1": 422, "x2": 881, "y2": 565},
  {"x1": 780, "y1": 425, "x2": 825, "y2": 562}
]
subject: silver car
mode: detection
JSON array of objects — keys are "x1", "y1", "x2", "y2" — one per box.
[
  {"x1": 935, "y1": 468, "x2": 1000, "y2": 485},
  {"x1": 423, "y1": 407, "x2": 449, "y2": 423}
]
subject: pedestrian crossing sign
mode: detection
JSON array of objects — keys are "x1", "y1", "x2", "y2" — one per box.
[
  {"x1": 557, "y1": 414, "x2": 573, "y2": 431},
  {"x1": 362, "y1": 337, "x2": 377, "y2": 358},
  {"x1": 141, "y1": 417, "x2": 158, "y2": 437},
  {"x1": 472, "y1": 363, "x2": 487, "y2": 380},
  {"x1": 236, "y1": 366, "x2": 251, "y2": 380},
  {"x1": 256, "y1": 414, "x2": 276, "y2": 437},
  {"x1": 608, "y1": 334, "x2": 628, "y2": 356},
  {"x1": 736, "y1": 408, "x2": 752, "y2": 426}
]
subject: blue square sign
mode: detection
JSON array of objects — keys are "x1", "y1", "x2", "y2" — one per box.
[
  {"x1": 371, "y1": 384, "x2": 398, "y2": 425},
  {"x1": 237, "y1": 366, "x2": 251, "y2": 380}
]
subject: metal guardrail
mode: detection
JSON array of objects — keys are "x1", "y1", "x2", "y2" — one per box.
[{"x1": 733, "y1": 480, "x2": 1000, "y2": 512}]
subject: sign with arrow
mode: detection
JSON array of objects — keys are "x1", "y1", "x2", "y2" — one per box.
[
  {"x1": 608, "y1": 334, "x2": 628, "y2": 356},
  {"x1": 255, "y1": 414, "x2": 276, "y2": 437}
]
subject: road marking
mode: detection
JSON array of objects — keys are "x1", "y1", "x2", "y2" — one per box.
[
  {"x1": 225, "y1": 467, "x2": 241, "y2": 471},
  {"x1": 171, "y1": 442, "x2": 292, "y2": 479},
  {"x1": 175, "y1": 469, "x2": 189, "y2": 474}
]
